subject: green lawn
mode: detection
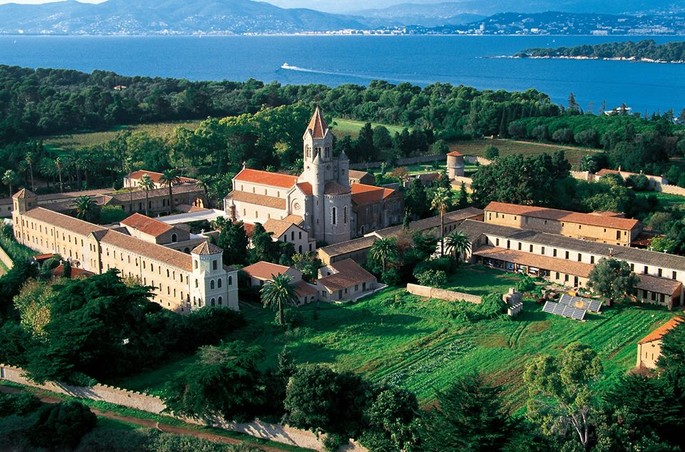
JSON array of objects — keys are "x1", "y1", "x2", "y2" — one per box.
[
  {"x1": 43, "y1": 120, "x2": 202, "y2": 151},
  {"x1": 449, "y1": 138, "x2": 599, "y2": 169},
  {"x1": 637, "y1": 191, "x2": 685, "y2": 210},
  {"x1": 330, "y1": 118, "x2": 406, "y2": 139},
  {"x1": 119, "y1": 266, "x2": 674, "y2": 410}
]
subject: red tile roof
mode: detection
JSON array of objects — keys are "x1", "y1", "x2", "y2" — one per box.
[
  {"x1": 24, "y1": 207, "x2": 106, "y2": 236},
  {"x1": 296, "y1": 182, "x2": 313, "y2": 196},
  {"x1": 447, "y1": 151, "x2": 463, "y2": 157},
  {"x1": 639, "y1": 317, "x2": 683, "y2": 344},
  {"x1": 351, "y1": 183, "x2": 396, "y2": 206},
  {"x1": 319, "y1": 259, "x2": 376, "y2": 292},
  {"x1": 473, "y1": 246, "x2": 594, "y2": 278},
  {"x1": 234, "y1": 168, "x2": 298, "y2": 189},
  {"x1": 294, "y1": 280, "x2": 318, "y2": 298},
  {"x1": 242, "y1": 261, "x2": 292, "y2": 281},
  {"x1": 306, "y1": 106, "x2": 328, "y2": 139},
  {"x1": 121, "y1": 213, "x2": 173, "y2": 238},
  {"x1": 126, "y1": 170, "x2": 197, "y2": 185},
  {"x1": 226, "y1": 191, "x2": 287, "y2": 210},
  {"x1": 192, "y1": 242, "x2": 222, "y2": 255},
  {"x1": 485, "y1": 201, "x2": 640, "y2": 231},
  {"x1": 99, "y1": 229, "x2": 192, "y2": 271},
  {"x1": 264, "y1": 218, "x2": 302, "y2": 238}
]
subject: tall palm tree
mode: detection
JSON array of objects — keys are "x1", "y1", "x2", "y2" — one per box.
[
  {"x1": 25, "y1": 151, "x2": 35, "y2": 192},
  {"x1": 444, "y1": 230, "x2": 471, "y2": 263},
  {"x1": 260, "y1": 273, "x2": 298, "y2": 326},
  {"x1": 72, "y1": 195, "x2": 98, "y2": 222},
  {"x1": 368, "y1": 237, "x2": 399, "y2": 273},
  {"x1": 55, "y1": 157, "x2": 64, "y2": 193},
  {"x1": 138, "y1": 173, "x2": 155, "y2": 216},
  {"x1": 2, "y1": 169, "x2": 17, "y2": 197},
  {"x1": 431, "y1": 187, "x2": 452, "y2": 257},
  {"x1": 159, "y1": 168, "x2": 181, "y2": 215}
]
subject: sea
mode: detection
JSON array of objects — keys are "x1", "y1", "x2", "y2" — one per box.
[{"x1": 1, "y1": 34, "x2": 684, "y2": 115}]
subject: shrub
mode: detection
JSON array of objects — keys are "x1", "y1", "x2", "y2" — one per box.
[
  {"x1": 28, "y1": 401, "x2": 97, "y2": 449},
  {"x1": 0, "y1": 392, "x2": 41, "y2": 417},
  {"x1": 478, "y1": 293, "x2": 506, "y2": 319},
  {"x1": 516, "y1": 275, "x2": 537, "y2": 293},
  {"x1": 485, "y1": 146, "x2": 500, "y2": 160},
  {"x1": 415, "y1": 269, "x2": 447, "y2": 288}
]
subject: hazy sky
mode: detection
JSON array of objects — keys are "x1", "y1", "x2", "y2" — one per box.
[{"x1": 0, "y1": 0, "x2": 428, "y2": 12}]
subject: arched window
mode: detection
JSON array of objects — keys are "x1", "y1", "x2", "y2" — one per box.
[
  {"x1": 218, "y1": 296, "x2": 223, "y2": 305},
  {"x1": 344, "y1": 206, "x2": 348, "y2": 224},
  {"x1": 194, "y1": 260, "x2": 198, "y2": 269},
  {"x1": 210, "y1": 280, "x2": 215, "y2": 290},
  {"x1": 332, "y1": 207, "x2": 337, "y2": 225},
  {"x1": 171, "y1": 233, "x2": 177, "y2": 242},
  {"x1": 218, "y1": 278, "x2": 222, "y2": 288},
  {"x1": 195, "y1": 279, "x2": 199, "y2": 288},
  {"x1": 228, "y1": 276, "x2": 233, "y2": 285},
  {"x1": 211, "y1": 298, "x2": 216, "y2": 306}
]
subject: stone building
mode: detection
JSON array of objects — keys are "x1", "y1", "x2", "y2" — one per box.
[
  {"x1": 224, "y1": 107, "x2": 402, "y2": 244},
  {"x1": 637, "y1": 317, "x2": 682, "y2": 369},
  {"x1": 12, "y1": 189, "x2": 238, "y2": 313},
  {"x1": 484, "y1": 201, "x2": 642, "y2": 247},
  {"x1": 123, "y1": 170, "x2": 199, "y2": 190},
  {"x1": 446, "y1": 150, "x2": 465, "y2": 179}
]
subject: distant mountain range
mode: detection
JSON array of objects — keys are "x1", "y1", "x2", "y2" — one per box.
[{"x1": 0, "y1": 0, "x2": 683, "y2": 35}]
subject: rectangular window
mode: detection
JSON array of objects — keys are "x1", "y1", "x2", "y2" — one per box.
[{"x1": 553, "y1": 249, "x2": 557, "y2": 257}]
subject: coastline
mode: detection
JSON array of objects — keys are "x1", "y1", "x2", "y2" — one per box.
[{"x1": 511, "y1": 54, "x2": 685, "y2": 64}]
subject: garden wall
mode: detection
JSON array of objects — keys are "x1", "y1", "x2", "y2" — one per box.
[
  {"x1": 661, "y1": 185, "x2": 685, "y2": 196},
  {"x1": 0, "y1": 244, "x2": 13, "y2": 270},
  {"x1": 0, "y1": 364, "x2": 364, "y2": 451},
  {"x1": 349, "y1": 153, "x2": 446, "y2": 170},
  {"x1": 406, "y1": 283, "x2": 482, "y2": 304}
]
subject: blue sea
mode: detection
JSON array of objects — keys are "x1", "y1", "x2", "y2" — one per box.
[{"x1": 1, "y1": 34, "x2": 684, "y2": 115}]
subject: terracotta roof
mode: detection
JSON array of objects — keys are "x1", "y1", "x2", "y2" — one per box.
[
  {"x1": 319, "y1": 259, "x2": 376, "y2": 292},
  {"x1": 234, "y1": 168, "x2": 298, "y2": 189},
  {"x1": 99, "y1": 229, "x2": 192, "y2": 271},
  {"x1": 13, "y1": 188, "x2": 37, "y2": 199},
  {"x1": 305, "y1": 106, "x2": 328, "y2": 139},
  {"x1": 374, "y1": 207, "x2": 484, "y2": 239},
  {"x1": 294, "y1": 280, "x2": 318, "y2": 298},
  {"x1": 348, "y1": 170, "x2": 371, "y2": 179},
  {"x1": 485, "y1": 201, "x2": 640, "y2": 231},
  {"x1": 447, "y1": 151, "x2": 463, "y2": 157},
  {"x1": 51, "y1": 264, "x2": 94, "y2": 279},
  {"x1": 318, "y1": 236, "x2": 376, "y2": 257},
  {"x1": 24, "y1": 207, "x2": 106, "y2": 236},
  {"x1": 351, "y1": 183, "x2": 395, "y2": 206},
  {"x1": 111, "y1": 184, "x2": 204, "y2": 203},
  {"x1": 242, "y1": 223, "x2": 255, "y2": 237},
  {"x1": 264, "y1": 218, "x2": 302, "y2": 238},
  {"x1": 456, "y1": 219, "x2": 685, "y2": 273},
  {"x1": 296, "y1": 182, "x2": 313, "y2": 196},
  {"x1": 191, "y1": 242, "x2": 222, "y2": 255},
  {"x1": 637, "y1": 274, "x2": 683, "y2": 297},
  {"x1": 226, "y1": 191, "x2": 287, "y2": 210},
  {"x1": 242, "y1": 261, "x2": 292, "y2": 281},
  {"x1": 473, "y1": 245, "x2": 594, "y2": 278},
  {"x1": 121, "y1": 213, "x2": 173, "y2": 237},
  {"x1": 126, "y1": 170, "x2": 197, "y2": 185},
  {"x1": 283, "y1": 214, "x2": 304, "y2": 226},
  {"x1": 638, "y1": 317, "x2": 683, "y2": 344},
  {"x1": 324, "y1": 181, "x2": 350, "y2": 195}
]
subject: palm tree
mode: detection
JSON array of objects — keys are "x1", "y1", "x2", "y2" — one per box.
[
  {"x1": 159, "y1": 168, "x2": 181, "y2": 215},
  {"x1": 431, "y1": 187, "x2": 452, "y2": 257},
  {"x1": 444, "y1": 230, "x2": 471, "y2": 263},
  {"x1": 138, "y1": 173, "x2": 155, "y2": 216},
  {"x1": 368, "y1": 237, "x2": 399, "y2": 273},
  {"x1": 2, "y1": 169, "x2": 17, "y2": 196},
  {"x1": 260, "y1": 273, "x2": 298, "y2": 326},
  {"x1": 25, "y1": 151, "x2": 35, "y2": 192},
  {"x1": 72, "y1": 195, "x2": 98, "y2": 222},
  {"x1": 55, "y1": 157, "x2": 64, "y2": 193}
]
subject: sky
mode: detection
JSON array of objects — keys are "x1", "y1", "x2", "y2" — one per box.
[{"x1": 0, "y1": 0, "x2": 431, "y2": 12}]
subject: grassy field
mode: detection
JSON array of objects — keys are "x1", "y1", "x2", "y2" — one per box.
[
  {"x1": 638, "y1": 191, "x2": 685, "y2": 211},
  {"x1": 449, "y1": 138, "x2": 600, "y2": 169},
  {"x1": 330, "y1": 118, "x2": 406, "y2": 139},
  {"x1": 118, "y1": 265, "x2": 674, "y2": 410},
  {"x1": 43, "y1": 121, "x2": 202, "y2": 151}
]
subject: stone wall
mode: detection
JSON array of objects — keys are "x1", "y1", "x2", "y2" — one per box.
[
  {"x1": 406, "y1": 283, "x2": 482, "y2": 304},
  {"x1": 464, "y1": 156, "x2": 492, "y2": 166},
  {"x1": 349, "y1": 154, "x2": 446, "y2": 170},
  {"x1": 0, "y1": 244, "x2": 13, "y2": 270},
  {"x1": 0, "y1": 364, "x2": 365, "y2": 451},
  {"x1": 661, "y1": 184, "x2": 685, "y2": 197}
]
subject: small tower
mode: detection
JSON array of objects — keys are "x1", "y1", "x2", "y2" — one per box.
[
  {"x1": 12, "y1": 189, "x2": 38, "y2": 246},
  {"x1": 446, "y1": 151, "x2": 465, "y2": 179},
  {"x1": 189, "y1": 242, "x2": 238, "y2": 311}
]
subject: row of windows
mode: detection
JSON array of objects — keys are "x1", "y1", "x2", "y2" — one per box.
[{"x1": 492, "y1": 236, "x2": 679, "y2": 281}]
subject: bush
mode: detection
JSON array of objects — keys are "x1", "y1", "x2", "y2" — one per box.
[
  {"x1": 478, "y1": 293, "x2": 506, "y2": 319},
  {"x1": 415, "y1": 269, "x2": 447, "y2": 288},
  {"x1": 28, "y1": 401, "x2": 97, "y2": 449},
  {"x1": 280, "y1": 308, "x2": 305, "y2": 330},
  {"x1": 0, "y1": 392, "x2": 42, "y2": 417},
  {"x1": 485, "y1": 146, "x2": 500, "y2": 160},
  {"x1": 98, "y1": 205, "x2": 129, "y2": 225},
  {"x1": 516, "y1": 275, "x2": 537, "y2": 293}
]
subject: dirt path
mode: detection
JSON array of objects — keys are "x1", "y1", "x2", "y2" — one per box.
[{"x1": 0, "y1": 386, "x2": 294, "y2": 452}]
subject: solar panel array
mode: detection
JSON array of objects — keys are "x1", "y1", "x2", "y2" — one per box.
[
  {"x1": 543, "y1": 301, "x2": 587, "y2": 321},
  {"x1": 558, "y1": 294, "x2": 603, "y2": 313}
]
